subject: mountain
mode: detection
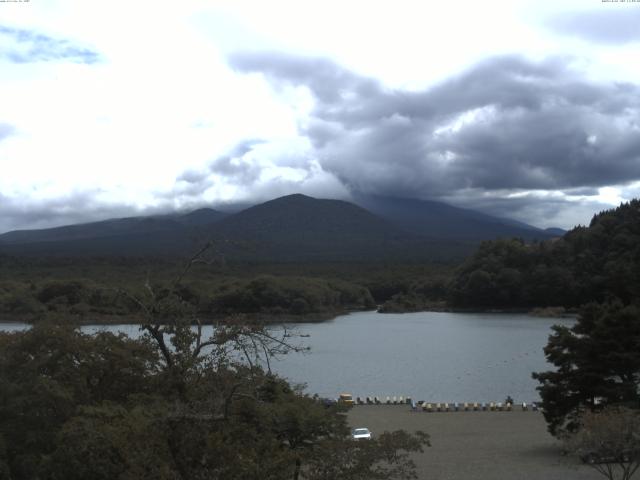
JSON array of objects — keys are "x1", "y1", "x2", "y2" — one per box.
[
  {"x1": 0, "y1": 217, "x2": 177, "y2": 245},
  {"x1": 0, "y1": 208, "x2": 227, "y2": 257},
  {"x1": 353, "y1": 195, "x2": 557, "y2": 242},
  {"x1": 544, "y1": 227, "x2": 567, "y2": 236},
  {"x1": 0, "y1": 208, "x2": 227, "y2": 245},
  {"x1": 169, "y1": 208, "x2": 228, "y2": 227},
  {"x1": 205, "y1": 194, "x2": 463, "y2": 261},
  {"x1": 0, "y1": 194, "x2": 559, "y2": 261}
]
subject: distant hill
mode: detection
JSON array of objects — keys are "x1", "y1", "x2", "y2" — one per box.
[
  {"x1": 0, "y1": 194, "x2": 561, "y2": 262},
  {"x1": 353, "y1": 195, "x2": 557, "y2": 242},
  {"x1": 0, "y1": 217, "x2": 178, "y2": 245},
  {"x1": 0, "y1": 208, "x2": 226, "y2": 245},
  {"x1": 544, "y1": 227, "x2": 567, "y2": 236},
  {"x1": 0, "y1": 209, "x2": 227, "y2": 257}
]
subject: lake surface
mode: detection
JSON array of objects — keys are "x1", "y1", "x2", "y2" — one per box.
[{"x1": 1, "y1": 311, "x2": 573, "y2": 403}]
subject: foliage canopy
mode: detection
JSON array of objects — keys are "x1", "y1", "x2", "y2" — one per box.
[
  {"x1": 0, "y1": 249, "x2": 428, "y2": 479},
  {"x1": 449, "y1": 200, "x2": 640, "y2": 309},
  {"x1": 533, "y1": 303, "x2": 640, "y2": 436}
]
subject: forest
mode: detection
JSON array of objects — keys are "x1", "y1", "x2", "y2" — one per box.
[
  {"x1": 0, "y1": 254, "x2": 453, "y2": 323},
  {"x1": 447, "y1": 200, "x2": 640, "y2": 310}
]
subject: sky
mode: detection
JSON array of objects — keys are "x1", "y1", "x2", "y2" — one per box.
[{"x1": 1, "y1": 0, "x2": 640, "y2": 233}]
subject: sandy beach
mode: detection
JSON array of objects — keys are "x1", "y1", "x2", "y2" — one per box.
[{"x1": 348, "y1": 405, "x2": 602, "y2": 480}]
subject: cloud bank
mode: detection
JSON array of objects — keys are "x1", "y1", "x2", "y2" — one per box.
[
  {"x1": 0, "y1": 191, "x2": 149, "y2": 234},
  {"x1": 226, "y1": 51, "x2": 640, "y2": 225}
]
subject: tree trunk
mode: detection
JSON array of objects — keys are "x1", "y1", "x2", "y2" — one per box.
[{"x1": 293, "y1": 457, "x2": 301, "y2": 480}]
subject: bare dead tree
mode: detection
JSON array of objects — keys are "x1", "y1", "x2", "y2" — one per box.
[
  {"x1": 565, "y1": 406, "x2": 640, "y2": 480},
  {"x1": 117, "y1": 241, "x2": 308, "y2": 398}
]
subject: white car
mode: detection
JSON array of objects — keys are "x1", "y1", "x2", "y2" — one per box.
[{"x1": 351, "y1": 427, "x2": 372, "y2": 440}]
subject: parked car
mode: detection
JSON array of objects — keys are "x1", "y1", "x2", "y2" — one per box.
[
  {"x1": 319, "y1": 397, "x2": 337, "y2": 408},
  {"x1": 580, "y1": 450, "x2": 632, "y2": 464},
  {"x1": 351, "y1": 427, "x2": 372, "y2": 440}
]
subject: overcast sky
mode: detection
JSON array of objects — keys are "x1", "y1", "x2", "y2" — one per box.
[{"x1": 1, "y1": 0, "x2": 639, "y2": 233}]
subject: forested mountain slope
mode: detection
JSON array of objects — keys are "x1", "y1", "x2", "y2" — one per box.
[
  {"x1": 0, "y1": 194, "x2": 560, "y2": 262},
  {"x1": 0, "y1": 195, "x2": 470, "y2": 261},
  {"x1": 448, "y1": 200, "x2": 640, "y2": 308},
  {"x1": 355, "y1": 195, "x2": 558, "y2": 242},
  {"x1": 206, "y1": 194, "x2": 464, "y2": 261}
]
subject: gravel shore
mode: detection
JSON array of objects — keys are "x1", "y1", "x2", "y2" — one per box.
[{"x1": 348, "y1": 405, "x2": 602, "y2": 480}]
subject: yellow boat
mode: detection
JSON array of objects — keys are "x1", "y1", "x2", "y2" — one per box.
[{"x1": 338, "y1": 393, "x2": 354, "y2": 406}]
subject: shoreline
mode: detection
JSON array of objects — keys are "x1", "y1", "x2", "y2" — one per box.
[
  {"x1": 0, "y1": 306, "x2": 577, "y2": 326},
  {"x1": 377, "y1": 305, "x2": 578, "y2": 319},
  {"x1": 0, "y1": 309, "x2": 357, "y2": 326}
]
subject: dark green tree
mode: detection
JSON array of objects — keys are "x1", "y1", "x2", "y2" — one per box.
[
  {"x1": 533, "y1": 303, "x2": 640, "y2": 436},
  {"x1": 305, "y1": 430, "x2": 429, "y2": 480},
  {"x1": 0, "y1": 323, "x2": 158, "y2": 477},
  {"x1": 448, "y1": 199, "x2": 640, "y2": 310}
]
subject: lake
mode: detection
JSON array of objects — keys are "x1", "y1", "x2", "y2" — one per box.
[{"x1": 1, "y1": 311, "x2": 572, "y2": 403}]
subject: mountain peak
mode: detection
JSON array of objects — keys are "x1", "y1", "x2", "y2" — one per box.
[
  {"x1": 206, "y1": 194, "x2": 435, "y2": 262},
  {"x1": 0, "y1": 193, "x2": 553, "y2": 261},
  {"x1": 264, "y1": 193, "x2": 316, "y2": 204}
]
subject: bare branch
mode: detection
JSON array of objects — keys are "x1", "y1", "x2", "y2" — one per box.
[
  {"x1": 262, "y1": 343, "x2": 272, "y2": 374},
  {"x1": 171, "y1": 241, "x2": 213, "y2": 290}
]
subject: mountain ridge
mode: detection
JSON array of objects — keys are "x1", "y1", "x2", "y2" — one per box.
[
  {"x1": 353, "y1": 195, "x2": 557, "y2": 242},
  {"x1": 0, "y1": 208, "x2": 227, "y2": 245},
  {"x1": 0, "y1": 194, "x2": 561, "y2": 261}
]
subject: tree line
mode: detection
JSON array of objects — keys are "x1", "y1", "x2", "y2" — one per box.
[
  {"x1": 520, "y1": 201, "x2": 640, "y2": 477},
  {"x1": 448, "y1": 200, "x2": 640, "y2": 309},
  {"x1": 0, "y1": 274, "x2": 375, "y2": 323}
]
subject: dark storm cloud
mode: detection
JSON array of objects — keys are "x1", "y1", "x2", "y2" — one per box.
[
  {"x1": 209, "y1": 156, "x2": 261, "y2": 183},
  {"x1": 446, "y1": 191, "x2": 613, "y2": 229},
  {"x1": 174, "y1": 139, "x2": 266, "y2": 199},
  {"x1": 563, "y1": 187, "x2": 601, "y2": 197},
  {"x1": 548, "y1": 8, "x2": 640, "y2": 44},
  {"x1": 0, "y1": 25, "x2": 99, "y2": 64},
  {"x1": 229, "y1": 52, "x2": 381, "y2": 105},
  {"x1": 229, "y1": 52, "x2": 640, "y2": 201},
  {"x1": 208, "y1": 138, "x2": 264, "y2": 183}
]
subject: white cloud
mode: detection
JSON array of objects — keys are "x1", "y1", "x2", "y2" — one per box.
[{"x1": 0, "y1": 0, "x2": 639, "y2": 231}]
